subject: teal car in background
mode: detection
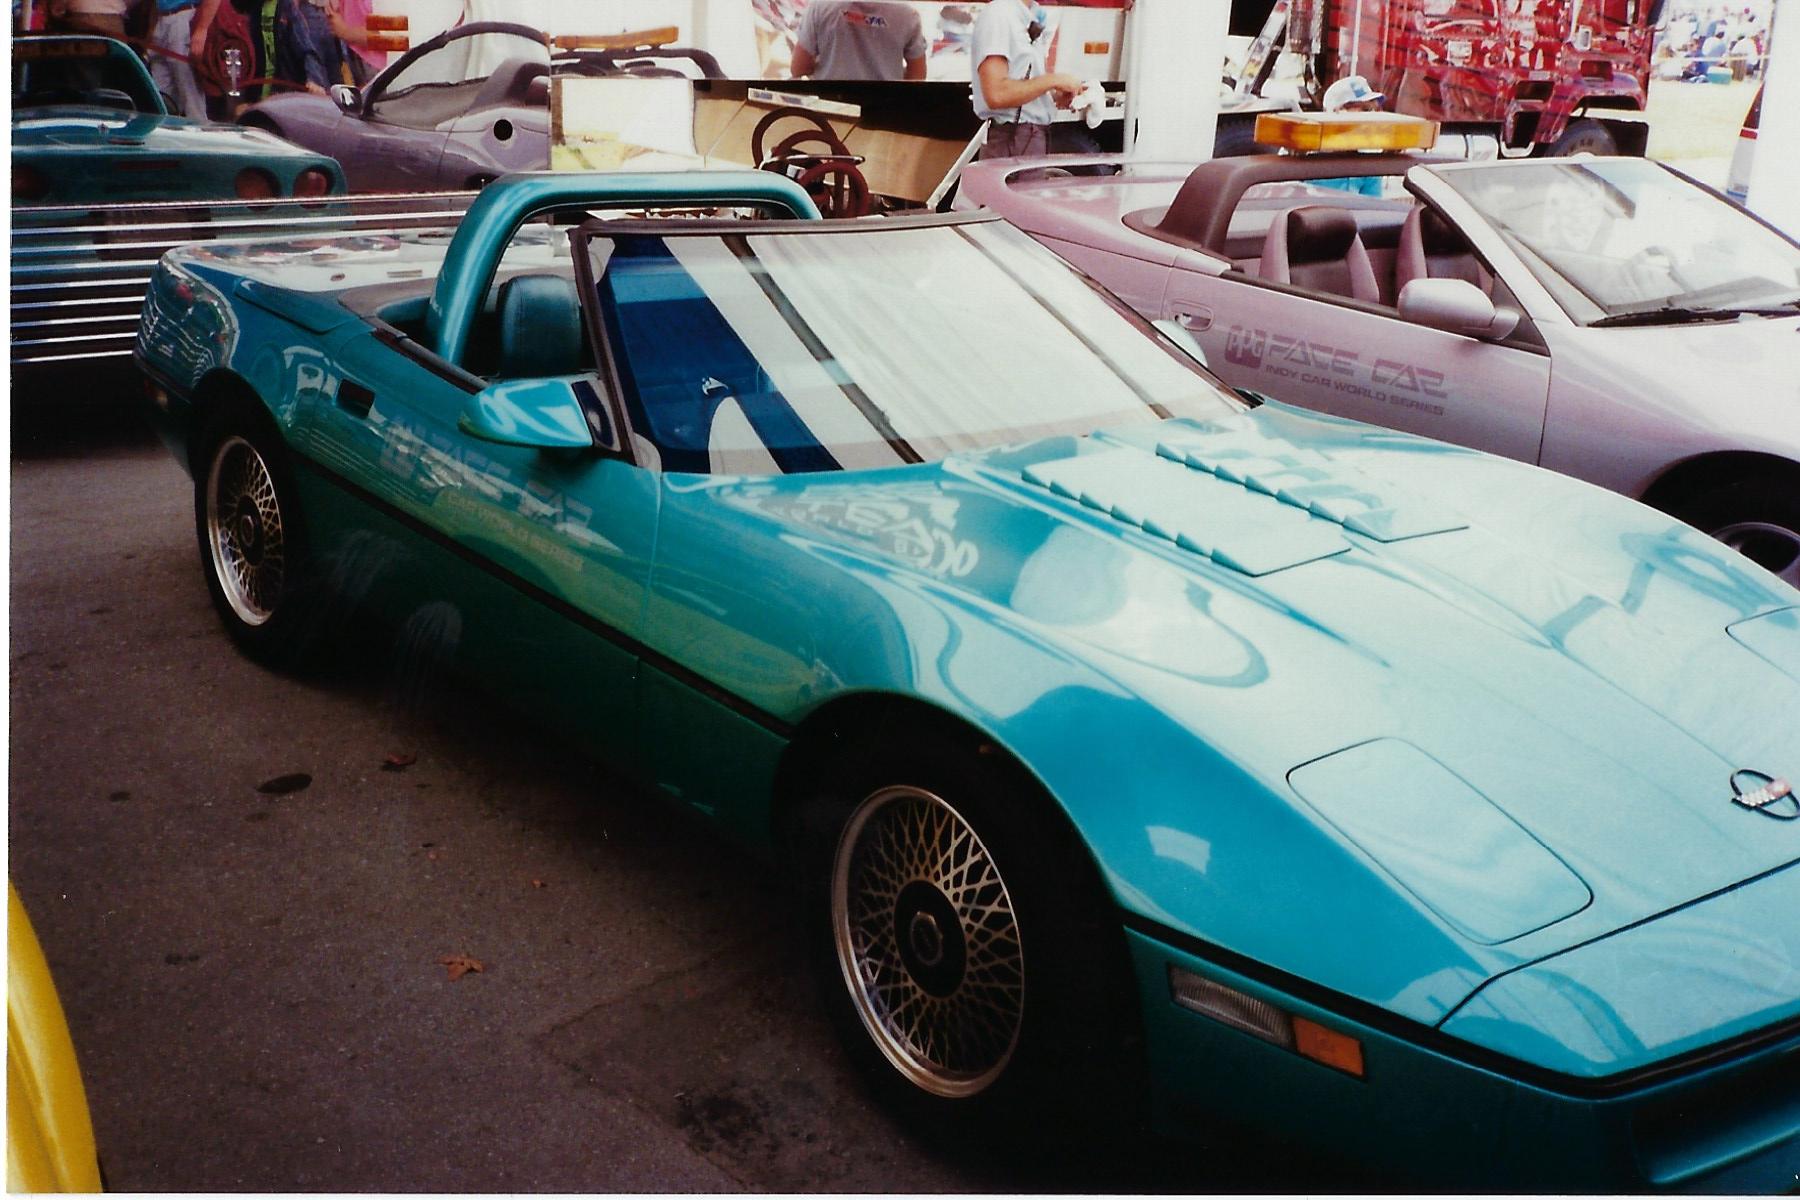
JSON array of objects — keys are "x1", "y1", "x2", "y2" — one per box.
[
  {"x1": 133, "y1": 171, "x2": 1800, "y2": 1190},
  {"x1": 12, "y1": 35, "x2": 343, "y2": 204}
]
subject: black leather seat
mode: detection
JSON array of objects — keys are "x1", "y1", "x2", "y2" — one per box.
[{"x1": 1258, "y1": 206, "x2": 1382, "y2": 304}]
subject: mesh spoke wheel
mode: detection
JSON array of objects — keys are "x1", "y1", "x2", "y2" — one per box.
[
  {"x1": 205, "y1": 434, "x2": 287, "y2": 627},
  {"x1": 831, "y1": 785, "x2": 1025, "y2": 1098},
  {"x1": 1712, "y1": 520, "x2": 1800, "y2": 587}
]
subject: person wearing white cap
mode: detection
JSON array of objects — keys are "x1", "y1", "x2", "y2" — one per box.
[
  {"x1": 1309, "y1": 74, "x2": 1389, "y2": 196},
  {"x1": 1322, "y1": 74, "x2": 1385, "y2": 112}
]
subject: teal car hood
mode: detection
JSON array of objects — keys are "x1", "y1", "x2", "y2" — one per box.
[{"x1": 707, "y1": 402, "x2": 1800, "y2": 987}]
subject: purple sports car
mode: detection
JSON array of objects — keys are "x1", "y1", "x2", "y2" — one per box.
[{"x1": 237, "y1": 22, "x2": 550, "y2": 192}]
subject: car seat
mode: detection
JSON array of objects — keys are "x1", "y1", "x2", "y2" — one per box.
[
  {"x1": 1395, "y1": 206, "x2": 1493, "y2": 295},
  {"x1": 495, "y1": 275, "x2": 583, "y2": 378},
  {"x1": 1258, "y1": 206, "x2": 1381, "y2": 303},
  {"x1": 470, "y1": 56, "x2": 551, "y2": 112}
]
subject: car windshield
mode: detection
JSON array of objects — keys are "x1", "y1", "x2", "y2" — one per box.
[
  {"x1": 586, "y1": 218, "x2": 1242, "y2": 474},
  {"x1": 1432, "y1": 158, "x2": 1800, "y2": 324},
  {"x1": 13, "y1": 38, "x2": 159, "y2": 114},
  {"x1": 371, "y1": 27, "x2": 549, "y2": 123}
]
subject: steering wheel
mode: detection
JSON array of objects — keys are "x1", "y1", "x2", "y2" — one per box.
[
  {"x1": 1619, "y1": 243, "x2": 1686, "y2": 296},
  {"x1": 764, "y1": 128, "x2": 848, "y2": 167},
  {"x1": 751, "y1": 107, "x2": 844, "y2": 167},
  {"x1": 792, "y1": 158, "x2": 872, "y2": 219}
]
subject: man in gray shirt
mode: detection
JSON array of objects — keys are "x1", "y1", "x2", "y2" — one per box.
[
  {"x1": 970, "y1": 0, "x2": 1081, "y2": 158},
  {"x1": 792, "y1": 1, "x2": 929, "y2": 81}
]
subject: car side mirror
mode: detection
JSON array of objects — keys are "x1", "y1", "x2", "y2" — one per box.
[
  {"x1": 330, "y1": 84, "x2": 360, "y2": 113},
  {"x1": 1398, "y1": 278, "x2": 1521, "y2": 341},
  {"x1": 1154, "y1": 319, "x2": 1209, "y2": 366},
  {"x1": 460, "y1": 378, "x2": 595, "y2": 450}
]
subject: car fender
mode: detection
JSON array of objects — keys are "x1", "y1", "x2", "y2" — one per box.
[
  {"x1": 825, "y1": 648, "x2": 1501, "y2": 1029},
  {"x1": 238, "y1": 91, "x2": 344, "y2": 150},
  {"x1": 1536, "y1": 318, "x2": 1800, "y2": 498}
]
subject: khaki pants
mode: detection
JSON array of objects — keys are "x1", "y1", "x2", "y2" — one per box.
[{"x1": 980, "y1": 121, "x2": 1050, "y2": 160}]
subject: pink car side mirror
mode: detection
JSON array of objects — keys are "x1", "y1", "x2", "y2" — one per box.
[{"x1": 1398, "y1": 277, "x2": 1521, "y2": 341}]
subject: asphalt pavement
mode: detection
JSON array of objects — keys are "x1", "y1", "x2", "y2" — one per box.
[{"x1": 8, "y1": 397, "x2": 1361, "y2": 1193}]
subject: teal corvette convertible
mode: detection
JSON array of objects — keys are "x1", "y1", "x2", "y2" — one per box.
[
  {"x1": 134, "y1": 172, "x2": 1800, "y2": 1190},
  {"x1": 12, "y1": 36, "x2": 343, "y2": 204}
]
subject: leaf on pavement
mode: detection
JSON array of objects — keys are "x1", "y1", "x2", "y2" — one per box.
[
  {"x1": 439, "y1": 954, "x2": 484, "y2": 981},
  {"x1": 256, "y1": 773, "x2": 312, "y2": 795},
  {"x1": 381, "y1": 753, "x2": 417, "y2": 772}
]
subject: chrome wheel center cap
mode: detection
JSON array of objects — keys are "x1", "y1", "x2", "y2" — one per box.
[{"x1": 909, "y1": 911, "x2": 944, "y2": 967}]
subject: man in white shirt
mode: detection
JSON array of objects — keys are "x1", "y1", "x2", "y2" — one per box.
[
  {"x1": 792, "y1": 1, "x2": 928, "y2": 81},
  {"x1": 970, "y1": 0, "x2": 1081, "y2": 158}
]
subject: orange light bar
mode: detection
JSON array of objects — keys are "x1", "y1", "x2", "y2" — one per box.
[
  {"x1": 1253, "y1": 111, "x2": 1439, "y2": 153},
  {"x1": 554, "y1": 26, "x2": 679, "y2": 51},
  {"x1": 1293, "y1": 1016, "x2": 1366, "y2": 1078},
  {"x1": 364, "y1": 31, "x2": 410, "y2": 53},
  {"x1": 364, "y1": 13, "x2": 407, "y2": 31}
]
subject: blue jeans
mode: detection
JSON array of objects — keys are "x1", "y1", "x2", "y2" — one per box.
[{"x1": 291, "y1": 0, "x2": 349, "y2": 86}]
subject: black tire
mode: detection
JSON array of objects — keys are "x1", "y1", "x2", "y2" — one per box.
[
  {"x1": 796, "y1": 722, "x2": 1142, "y2": 1150},
  {"x1": 1543, "y1": 117, "x2": 1618, "y2": 157},
  {"x1": 1672, "y1": 475, "x2": 1800, "y2": 588},
  {"x1": 192, "y1": 400, "x2": 323, "y2": 666}
]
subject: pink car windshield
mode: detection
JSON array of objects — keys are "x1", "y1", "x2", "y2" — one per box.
[{"x1": 1437, "y1": 159, "x2": 1800, "y2": 325}]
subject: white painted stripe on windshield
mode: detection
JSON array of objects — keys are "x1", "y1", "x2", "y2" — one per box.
[
  {"x1": 707, "y1": 395, "x2": 785, "y2": 477},
  {"x1": 749, "y1": 226, "x2": 1171, "y2": 454},
  {"x1": 662, "y1": 237, "x2": 905, "y2": 471}
]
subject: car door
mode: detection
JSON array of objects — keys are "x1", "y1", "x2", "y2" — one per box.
[
  {"x1": 341, "y1": 108, "x2": 450, "y2": 192},
  {"x1": 1164, "y1": 199, "x2": 1554, "y2": 467},
  {"x1": 298, "y1": 308, "x2": 657, "y2": 772}
]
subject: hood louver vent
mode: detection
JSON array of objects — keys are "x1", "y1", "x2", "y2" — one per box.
[{"x1": 1020, "y1": 436, "x2": 1466, "y2": 576}]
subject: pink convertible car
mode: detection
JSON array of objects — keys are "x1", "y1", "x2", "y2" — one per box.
[{"x1": 959, "y1": 133, "x2": 1800, "y2": 585}]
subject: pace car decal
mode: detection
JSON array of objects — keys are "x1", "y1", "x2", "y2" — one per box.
[{"x1": 1224, "y1": 324, "x2": 1448, "y2": 417}]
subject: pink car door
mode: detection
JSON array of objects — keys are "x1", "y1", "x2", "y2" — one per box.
[{"x1": 1166, "y1": 255, "x2": 1552, "y2": 466}]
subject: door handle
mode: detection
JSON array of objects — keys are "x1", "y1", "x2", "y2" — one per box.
[
  {"x1": 336, "y1": 379, "x2": 374, "y2": 420},
  {"x1": 1175, "y1": 307, "x2": 1213, "y2": 331}
]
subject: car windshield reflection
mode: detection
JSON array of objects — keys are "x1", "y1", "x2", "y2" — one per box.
[
  {"x1": 1433, "y1": 158, "x2": 1800, "y2": 324},
  {"x1": 584, "y1": 218, "x2": 1244, "y2": 474}
]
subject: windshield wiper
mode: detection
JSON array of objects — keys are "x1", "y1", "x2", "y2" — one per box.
[{"x1": 1592, "y1": 300, "x2": 1800, "y2": 328}]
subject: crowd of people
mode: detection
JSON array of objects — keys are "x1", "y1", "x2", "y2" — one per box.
[
  {"x1": 28, "y1": 0, "x2": 387, "y2": 117},
  {"x1": 1653, "y1": 2, "x2": 1771, "y2": 80}
]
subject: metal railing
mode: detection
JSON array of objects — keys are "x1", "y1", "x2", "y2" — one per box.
[{"x1": 10, "y1": 191, "x2": 476, "y2": 369}]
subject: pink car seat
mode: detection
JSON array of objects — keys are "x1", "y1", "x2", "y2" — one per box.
[{"x1": 1258, "y1": 206, "x2": 1382, "y2": 303}]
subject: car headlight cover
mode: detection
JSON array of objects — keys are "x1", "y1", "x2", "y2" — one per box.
[{"x1": 1168, "y1": 966, "x2": 1367, "y2": 1078}]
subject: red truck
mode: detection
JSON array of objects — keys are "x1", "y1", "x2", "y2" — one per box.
[{"x1": 1221, "y1": 0, "x2": 1659, "y2": 156}]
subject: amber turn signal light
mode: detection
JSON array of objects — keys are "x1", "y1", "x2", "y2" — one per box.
[{"x1": 1293, "y1": 1015, "x2": 1367, "y2": 1078}]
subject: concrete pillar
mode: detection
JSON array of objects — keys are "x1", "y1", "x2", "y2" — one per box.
[
  {"x1": 1122, "y1": 0, "x2": 1231, "y2": 160},
  {"x1": 694, "y1": 0, "x2": 762, "y2": 78},
  {"x1": 1745, "y1": 1, "x2": 1800, "y2": 233}
]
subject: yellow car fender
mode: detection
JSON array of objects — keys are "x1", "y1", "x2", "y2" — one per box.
[{"x1": 7, "y1": 884, "x2": 102, "y2": 1192}]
